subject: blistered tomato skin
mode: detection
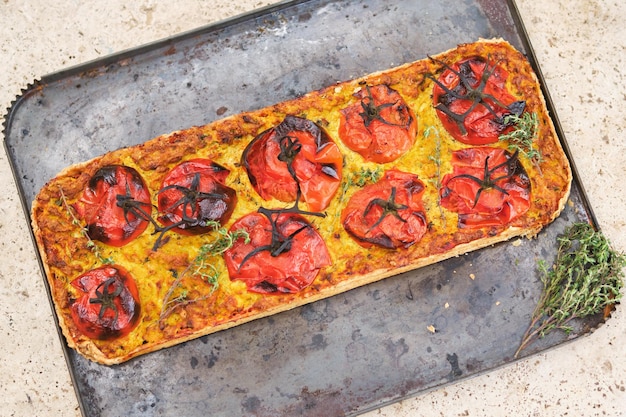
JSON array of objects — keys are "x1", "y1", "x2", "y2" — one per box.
[
  {"x1": 341, "y1": 169, "x2": 428, "y2": 249},
  {"x1": 339, "y1": 84, "x2": 417, "y2": 163},
  {"x1": 223, "y1": 211, "x2": 331, "y2": 294},
  {"x1": 242, "y1": 115, "x2": 343, "y2": 212},
  {"x1": 432, "y1": 57, "x2": 525, "y2": 145},
  {"x1": 74, "y1": 165, "x2": 152, "y2": 247},
  {"x1": 440, "y1": 147, "x2": 531, "y2": 228},
  {"x1": 70, "y1": 265, "x2": 141, "y2": 340},
  {"x1": 157, "y1": 158, "x2": 237, "y2": 235}
]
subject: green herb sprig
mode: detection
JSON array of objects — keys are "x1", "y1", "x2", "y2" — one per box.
[
  {"x1": 515, "y1": 222, "x2": 625, "y2": 357},
  {"x1": 339, "y1": 166, "x2": 383, "y2": 198},
  {"x1": 499, "y1": 111, "x2": 542, "y2": 168},
  {"x1": 424, "y1": 126, "x2": 446, "y2": 227},
  {"x1": 158, "y1": 221, "x2": 249, "y2": 326},
  {"x1": 58, "y1": 187, "x2": 114, "y2": 265},
  {"x1": 352, "y1": 166, "x2": 382, "y2": 187}
]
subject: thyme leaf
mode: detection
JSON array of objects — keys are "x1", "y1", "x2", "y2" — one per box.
[{"x1": 515, "y1": 222, "x2": 625, "y2": 358}]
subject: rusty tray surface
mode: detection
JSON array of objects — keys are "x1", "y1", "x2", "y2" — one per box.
[{"x1": 3, "y1": 0, "x2": 600, "y2": 416}]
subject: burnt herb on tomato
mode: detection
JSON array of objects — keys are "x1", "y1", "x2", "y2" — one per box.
[
  {"x1": 363, "y1": 187, "x2": 408, "y2": 231},
  {"x1": 358, "y1": 85, "x2": 409, "y2": 128},
  {"x1": 429, "y1": 56, "x2": 525, "y2": 145},
  {"x1": 155, "y1": 159, "x2": 237, "y2": 248},
  {"x1": 223, "y1": 207, "x2": 331, "y2": 295},
  {"x1": 339, "y1": 84, "x2": 416, "y2": 163},
  {"x1": 342, "y1": 169, "x2": 428, "y2": 249},
  {"x1": 74, "y1": 165, "x2": 152, "y2": 247},
  {"x1": 451, "y1": 149, "x2": 522, "y2": 208},
  {"x1": 70, "y1": 265, "x2": 141, "y2": 340},
  {"x1": 440, "y1": 147, "x2": 531, "y2": 228},
  {"x1": 242, "y1": 115, "x2": 342, "y2": 212}
]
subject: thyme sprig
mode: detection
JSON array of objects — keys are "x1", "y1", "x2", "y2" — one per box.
[
  {"x1": 158, "y1": 221, "x2": 249, "y2": 326},
  {"x1": 424, "y1": 126, "x2": 446, "y2": 228},
  {"x1": 499, "y1": 111, "x2": 542, "y2": 167},
  {"x1": 515, "y1": 222, "x2": 625, "y2": 358},
  {"x1": 352, "y1": 167, "x2": 382, "y2": 188},
  {"x1": 338, "y1": 166, "x2": 382, "y2": 202},
  {"x1": 58, "y1": 187, "x2": 114, "y2": 265}
]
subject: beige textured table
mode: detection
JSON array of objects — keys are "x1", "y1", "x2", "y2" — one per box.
[{"x1": 1, "y1": 1, "x2": 625, "y2": 416}]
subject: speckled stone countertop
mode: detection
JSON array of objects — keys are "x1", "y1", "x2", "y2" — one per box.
[{"x1": 1, "y1": 1, "x2": 625, "y2": 416}]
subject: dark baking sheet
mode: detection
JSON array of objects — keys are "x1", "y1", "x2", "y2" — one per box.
[{"x1": 2, "y1": 0, "x2": 602, "y2": 416}]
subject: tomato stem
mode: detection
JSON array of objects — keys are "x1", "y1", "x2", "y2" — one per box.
[
  {"x1": 237, "y1": 208, "x2": 312, "y2": 272},
  {"x1": 116, "y1": 181, "x2": 158, "y2": 228},
  {"x1": 357, "y1": 84, "x2": 409, "y2": 129},
  {"x1": 152, "y1": 173, "x2": 233, "y2": 250},
  {"x1": 363, "y1": 187, "x2": 408, "y2": 231},
  {"x1": 447, "y1": 149, "x2": 521, "y2": 208},
  {"x1": 89, "y1": 277, "x2": 123, "y2": 324},
  {"x1": 428, "y1": 56, "x2": 525, "y2": 136}
]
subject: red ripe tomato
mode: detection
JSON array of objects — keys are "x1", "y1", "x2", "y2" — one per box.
[
  {"x1": 338, "y1": 84, "x2": 417, "y2": 163},
  {"x1": 70, "y1": 265, "x2": 141, "y2": 340},
  {"x1": 74, "y1": 165, "x2": 152, "y2": 247},
  {"x1": 158, "y1": 159, "x2": 237, "y2": 235},
  {"x1": 432, "y1": 57, "x2": 525, "y2": 145},
  {"x1": 440, "y1": 147, "x2": 531, "y2": 228},
  {"x1": 223, "y1": 209, "x2": 331, "y2": 294},
  {"x1": 341, "y1": 169, "x2": 428, "y2": 249},
  {"x1": 242, "y1": 115, "x2": 342, "y2": 212}
]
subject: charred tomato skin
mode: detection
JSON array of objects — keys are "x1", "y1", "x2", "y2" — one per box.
[
  {"x1": 157, "y1": 158, "x2": 237, "y2": 235},
  {"x1": 242, "y1": 115, "x2": 342, "y2": 212},
  {"x1": 339, "y1": 84, "x2": 417, "y2": 163},
  {"x1": 432, "y1": 57, "x2": 525, "y2": 145},
  {"x1": 223, "y1": 211, "x2": 331, "y2": 295},
  {"x1": 70, "y1": 265, "x2": 141, "y2": 340},
  {"x1": 341, "y1": 169, "x2": 428, "y2": 249},
  {"x1": 74, "y1": 165, "x2": 152, "y2": 247},
  {"x1": 440, "y1": 147, "x2": 531, "y2": 228}
]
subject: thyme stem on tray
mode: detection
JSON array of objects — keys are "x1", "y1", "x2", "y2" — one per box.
[{"x1": 515, "y1": 222, "x2": 625, "y2": 358}]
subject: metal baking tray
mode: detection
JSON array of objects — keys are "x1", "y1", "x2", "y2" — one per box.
[{"x1": 3, "y1": 0, "x2": 603, "y2": 415}]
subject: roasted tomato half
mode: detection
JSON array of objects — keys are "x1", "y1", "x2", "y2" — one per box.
[
  {"x1": 440, "y1": 147, "x2": 531, "y2": 228},
  {"x1": 70, "y1": 265, "x2": 141, "y2": 340},
  {"x1": 74, "y1": 165, "x2": 152, "y2": 247},
  {"x1": 341, "y1": 169, "x2": 428, "y2": 249},
  {"x1": 223, "y1": 209, "x2": 331, "y2": 294},
  {"x1": 157, "y1": 159, "x2": 237, "y2": 235},
  {"x1": 431, "y1": 56, "x2": 525, "y2": 145},
  {"x1": 242, "y1": 115, "x2": 342, "y2": 212},
  {"x1": 339, "y1": 84, "x2": 417, "y2": 163}
]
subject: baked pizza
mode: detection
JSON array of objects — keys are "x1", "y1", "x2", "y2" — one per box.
[{"x1": 31, "y1": 39, "x2": 572, "y2": 364}]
